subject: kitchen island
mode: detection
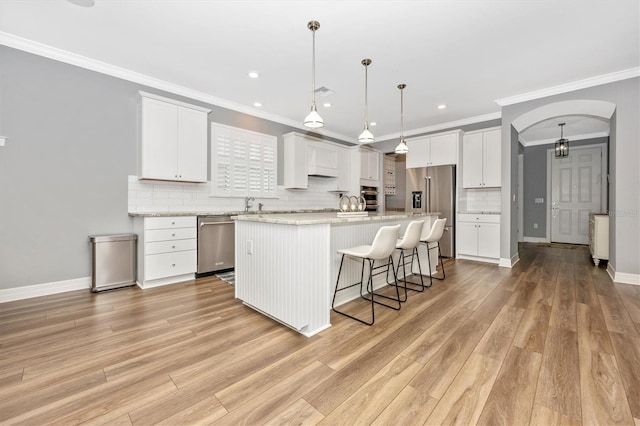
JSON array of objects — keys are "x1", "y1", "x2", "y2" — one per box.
[{"x1": 234, "y1": 212, "x2": 439, "y2": 336}]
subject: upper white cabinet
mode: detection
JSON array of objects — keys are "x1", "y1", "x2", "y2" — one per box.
[
  {"x1": 462, "y1": 127, "x2": 501, "y2": 188},
  {"x1": 327, "y1": 144, "x2": 351, "y2": 192},
  {"x1": 283, "y1": 132, "x2": 308, "y2": 189},
  {"x1": 138, "y1": 92, "x2": 210, "y2": 182},
  {"x1": 211, "y1": 123, "x2": 277, "y2": 198},
  {"x1": 406, "y1": 130, "x2": 460, "y2": 169},
  {"x1": 360, "y1": 148, "x2": 380, "y2": 184}
]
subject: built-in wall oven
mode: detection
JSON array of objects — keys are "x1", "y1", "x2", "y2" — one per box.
[
  {"x1": 196, "y1": 215, "x2": 235, "y2": 277},
  {"x1": 361, "y1": 186, "x2": 379, "y2": 212}
]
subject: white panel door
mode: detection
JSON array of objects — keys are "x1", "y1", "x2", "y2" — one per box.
[
  {"x1": 551, "y1": 146, "x2": 602, "y2": 244},
  {"x1": 176, "y1": 106, "x2": 207, "y2": 182},
  {"x1": 462, "y1": 133, "x2": 483, "y2": 188},
  {"x1": 482, "y1": 129, "x2": 502, "y2": 187}
]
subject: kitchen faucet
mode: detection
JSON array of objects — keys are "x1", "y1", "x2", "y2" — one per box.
[{"x1": 244, "y1": 196, "x2": 255, "y2": 212}]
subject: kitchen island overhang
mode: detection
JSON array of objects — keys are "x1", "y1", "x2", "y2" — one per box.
[{"x1": 234, "y1": 212, "x2": 440, "y2": 337}]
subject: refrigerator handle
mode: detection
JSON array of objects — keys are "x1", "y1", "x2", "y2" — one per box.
[{"x1": 426, "y1": 176, "x2": 431, "y2": 212}]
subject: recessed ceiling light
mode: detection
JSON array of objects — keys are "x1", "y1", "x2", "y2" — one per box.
[
  {"x1": 248, "y1": 71, "x2": 260, "y2": 79},
  {"x1": 323, "y1": 102, "x2": 332, "y2": 108},
  {"x1": 253, "y1": 102, "x2": 262, "y2": 107},
  {"x1": 437, "y1": 104, "x2": 447, "y2": 110},
  {"x1": 370, "y1": 122, "x2": 377, "y2": 126}
]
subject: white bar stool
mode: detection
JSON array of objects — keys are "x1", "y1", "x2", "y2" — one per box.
[
  {"x1": 421, "y1": 218, "x2": 447, "y2": 287},
  {"x1": 388, "y1": 220, "x2": 425, "y2": 301},
  {"x1": 332, "y1": 224, "x2": 401, "y2": 326}
]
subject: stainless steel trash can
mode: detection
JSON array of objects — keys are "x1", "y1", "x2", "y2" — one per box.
[{"x1": 89, "y1": 234, "x2": 137, "y2": 292}]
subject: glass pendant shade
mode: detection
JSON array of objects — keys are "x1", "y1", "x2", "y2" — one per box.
[
  {"x1": 555, "y1": 123, "x2": 569, "y2": 158},
  {"x1": 304, "y1": 106, "x2": 324, "y2": 128},
  {"x1": 358, "y1": 58, "x2": 374, "y2": 143},
  {"x1": 394, "y1": 84, "x2": 409, "y2": 154},
  {"x1": 304, "y1": 21, "x2": 324, "y2": 128}
]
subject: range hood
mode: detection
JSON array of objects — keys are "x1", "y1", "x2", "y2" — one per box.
[{"x1": 308, "y1": 164, "x2": 338, "y2": 178}]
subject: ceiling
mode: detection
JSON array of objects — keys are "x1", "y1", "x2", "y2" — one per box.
[
  {"x1": 1, "y1": 0, "x2": 638, "y2": 146},
  {"x1": 519, "y1": 115, "x2": 610, "y2": 147}
]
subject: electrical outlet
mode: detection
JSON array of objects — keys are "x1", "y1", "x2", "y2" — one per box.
[
  {"x1": 533, "y1": 223, "x2": 538, "y2": 229},
  {"x1": 0, "y1": 136, "x2": 6, "y2": 147},
  {"x1": 535, "y1": 198, "x2": 544, "y2": 204},
  {"x1": 247, "y1": 240, "x2": 253, "y2": 255}
]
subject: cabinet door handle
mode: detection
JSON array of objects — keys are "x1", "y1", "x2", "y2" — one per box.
[
  {"x1": 172, "y1": 233, "x2": 176, "y2": 236},
  {"x1": 172, "y1": 263, "x2": 176, "y2": 267}
]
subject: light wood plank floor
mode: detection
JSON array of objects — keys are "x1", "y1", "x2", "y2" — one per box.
[{"x1": 1, "y1": 243, "x2": 639, "y2": 425}]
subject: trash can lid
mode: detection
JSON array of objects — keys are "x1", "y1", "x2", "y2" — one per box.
[{"x1": 89, "y1": 234, "x2": 137, "y2": 243}]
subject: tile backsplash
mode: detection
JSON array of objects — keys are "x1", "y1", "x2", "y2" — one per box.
[
  {"x1": 127, "y1": 175, "x2": 346, "y2": 213},
  {"x1": 458, "y1": 188, "x2": 502, "y2": 212}
]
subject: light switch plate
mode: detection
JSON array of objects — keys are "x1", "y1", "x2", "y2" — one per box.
[
  {"x1": 0, "y1": 136, "x2": 6, "y2": 147},
  {"x1": 535, "y1": 198, "x2": 544, "y2": 204}
]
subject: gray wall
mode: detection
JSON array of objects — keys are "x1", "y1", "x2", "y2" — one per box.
[
  {"x1": 523, "y1": 137, "x2": 609, "y2": 239},
  {"x1": 0, "y1": 46, "x2": 352, "y2": 290},
  {"x1": 501, "y1": 77, "x2": 639, "y2": 277}
]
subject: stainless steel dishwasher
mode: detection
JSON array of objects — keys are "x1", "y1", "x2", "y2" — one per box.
[{"x1": 196, "y1": 215, "x2": 235, "y2": 277}]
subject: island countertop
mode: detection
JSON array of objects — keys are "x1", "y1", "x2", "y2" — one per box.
[{"x1": 233, "y1": 211, "x2": 439, "y2": 225}]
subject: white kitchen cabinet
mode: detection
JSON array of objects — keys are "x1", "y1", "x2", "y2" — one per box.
[
  {"x1": 589, "y1": 213, "x2": 609, "y2": 265},
  {"x1": 283, "y1": 132, "x2": 308, "y2": 189},
  {"x1": 138, "y1": 92, "x2": 210, "y2": 183},
  {"x1": 327, "y1": 145, "x2": 351, "y2": 193},
  {"x1": 133, "y1": 216, "x2": 197, "y2": 288},
  {"x1": 457, "y1": 213, "x2": 500, "y2": 261},
  {"x1": 211, "y1": 123, "x2": 277, "y2": 198},
  {"x1": 360, "y1": 148, "x2": 380, "y2": 185},
  {"x1": 406, "y1": 130, "x2": 460, "y2": 168},
  {"x1": 462, "y1": 127, "x2": 501, "y2": 188}
]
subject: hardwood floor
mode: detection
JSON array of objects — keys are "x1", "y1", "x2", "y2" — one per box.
[{"x1": 1, "y1": 243, "x2": 639, "y2": 425}]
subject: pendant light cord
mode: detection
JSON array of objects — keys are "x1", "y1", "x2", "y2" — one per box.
[
  {"x1": 364, "y1": 63, "x2": 368, "y2": 127},
  {"x1": 400, "y1": 85, "x2": 405, "y2": 140},
  {"x1": 311, "y1": 27, "x2": 316, "y2": 109}
]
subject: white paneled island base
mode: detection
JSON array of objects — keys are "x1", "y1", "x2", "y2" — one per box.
[{"x1": 235, "y1": 212, "x2": 439, "y2": 336}]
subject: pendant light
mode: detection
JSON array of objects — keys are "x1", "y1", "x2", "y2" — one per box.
[
  {"x1": 358, "y1": 58, "x2": 374, "y2": 143},
  {"x1": 304, "y1": 20, "x2": 324, "y2": 128},
  {"x1": 394, "y1": 84, "x2": 409, "y2": 154},
  {"x1": 555, "y1": 122, "x2": 569, "y2": 158}
]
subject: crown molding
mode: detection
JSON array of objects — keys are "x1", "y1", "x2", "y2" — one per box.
[
  {"x1": 0, "y1": 31, "x2": 351, "y2": 142},
  {"x1": 495, "y1": 67, "x2": 640, "y2": 107},
  {"x1": 375, "y1": 111, "x2": 502, "y2": 142},
  {"x1": 520, "y1": 131, "x2": 609, "y2": 147}
]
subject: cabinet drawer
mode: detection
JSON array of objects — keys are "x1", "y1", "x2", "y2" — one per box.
[
  {"x1": 145, "y1": 239, "x2": 196, "y2": 255},
  {"x1": 145, "y1": 250, "x2": 196, "y2": 281},
  {"x1": 144, "y1": 216, "x2": 196, "y2": 230},
  {"x1": 458, "y1": 214, "x2": 500, "y2": 223},
  {"x1": 145, "y1": 227, "x2": 197, "y2": 242}
]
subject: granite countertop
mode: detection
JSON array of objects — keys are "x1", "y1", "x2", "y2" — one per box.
[
  {"x1": 128, "y1": 208, "x2": 339, "y2": 217},
  {"x1": 234, "y1": 211, "x2": 440, "y2": 225}
]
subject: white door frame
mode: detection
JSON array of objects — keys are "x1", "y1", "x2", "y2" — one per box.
[
  {"x1": 545, "y1": 143, "x2": 607, "y2": 242},
  {"x1": 518, "y1": 154, "x2": 523, "y2": 242}
]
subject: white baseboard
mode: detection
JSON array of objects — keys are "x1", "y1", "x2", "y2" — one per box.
[
  {"x1": 607, "y1": 263, "x2": 640, "y2": 285},
  {"x1": 523, "y1": 236, "x2": 549, "y2": 243},
  {"x1": 0, "y1": 276, "x2": 91, "y2": 303},
  {"x1": 499, "y1": 252, "x2": 520, "y2": 268}
]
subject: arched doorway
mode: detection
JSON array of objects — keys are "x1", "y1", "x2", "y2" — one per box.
[{"x1": 511, "y1": 100, "x2": 615, "y2": 244}]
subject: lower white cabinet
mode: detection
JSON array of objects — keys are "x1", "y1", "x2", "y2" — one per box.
[
  {"x1": 457, "y1": 213, "x2": 500, "y2": 262},
  {"x1": 589, "y1": 213, "x2": 609, "y2": 265},
  {"x1": 134, "y1": 216, "x2": 197, "y2": 287}
]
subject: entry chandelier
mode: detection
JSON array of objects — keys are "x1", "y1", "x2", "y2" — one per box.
[
  {"x1": 555, "y1": 122, "x2": 569, "y2": 158},
  {"x1": 394, "y1": 84, "x2": 409, "y2": 154},
  {"x1": 303, "y1": 20, "x2": 323, "y2": 128},
  {"x1": 358, "y1": 58, "x2": 374, "y2": 143}
]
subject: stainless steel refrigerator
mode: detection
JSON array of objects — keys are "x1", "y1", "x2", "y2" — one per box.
[{"x1": 405, "y1": 165, "x2": 456, "y2": 257}]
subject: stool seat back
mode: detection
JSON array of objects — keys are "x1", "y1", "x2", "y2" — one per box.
[
  {"x1": 397, "y1": 220, "x2": 424, "y2": 250},
  {"x1": 368, "y1": 224, "x2": 401, "y2": 260},
  {"x1": 421, "y1": 218, "x2": 447, "y2": 243}
]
